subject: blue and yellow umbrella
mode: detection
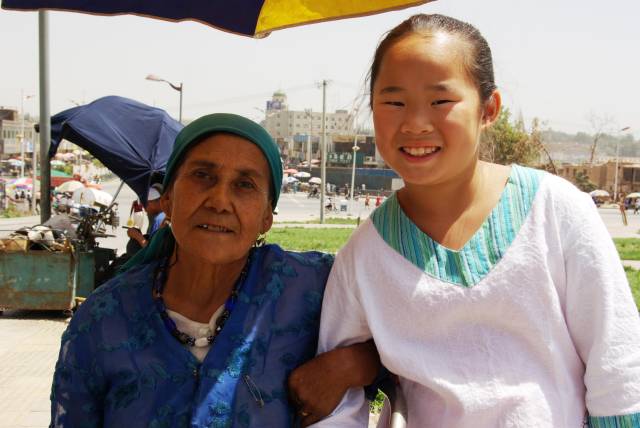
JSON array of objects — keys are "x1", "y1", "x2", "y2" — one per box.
[{"x1": 2, "y1": 0, "x2": 433, "y2": 37}]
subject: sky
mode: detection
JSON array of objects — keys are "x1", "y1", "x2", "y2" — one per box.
[{"x1": 1, "y1": 0, "x2": 639, "y2": 138}]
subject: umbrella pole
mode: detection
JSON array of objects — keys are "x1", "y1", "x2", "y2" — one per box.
[
  {"x1": 38, "y1": 10, "x2": 52, "y2": 223},
  {"x1": 95, "y1": 180, "x2": 125, "y2": 232}
]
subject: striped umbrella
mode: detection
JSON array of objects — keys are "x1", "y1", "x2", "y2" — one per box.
[{"x1": 1, "y1": 0, "x2": 432, "y2": 37}]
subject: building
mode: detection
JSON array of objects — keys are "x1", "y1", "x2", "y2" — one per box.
[
  {"x1": 259, "y1": 91, "x2": 356, "y2": 162},
  {"x1": 557, "y1": 158, "x2": 640, "y2": 199},
  {"x1": 329, "y1": 135, "x2": 383, "y2": 168},
  {"x1": 0, "y1": 108, "x2": 37, "y2": 157}
]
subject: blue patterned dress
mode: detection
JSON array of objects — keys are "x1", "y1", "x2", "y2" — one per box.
[{"x1": 50, "y1": 244, "x2": 333, "y2": 428}]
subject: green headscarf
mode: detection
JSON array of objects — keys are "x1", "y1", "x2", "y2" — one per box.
[{"x1": 120, "y1": 113, "x2": 282, "y2": 273}]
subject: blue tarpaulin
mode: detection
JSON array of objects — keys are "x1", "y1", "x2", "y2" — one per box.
[{"x1": 47, "y1": 96, "x2": 182, "y2": 203}]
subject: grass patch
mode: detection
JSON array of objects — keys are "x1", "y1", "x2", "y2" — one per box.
[
  {"x1": 0, "y1": 206, "x2": 28, "y2": 218},
  {"x1": 267, "y1": 227, "x2": 354, "y2": 253},
  {"x1": 275, "y1": 217, "x2": 361, "y2": 225},
  {"x1": 614, "y1": 238, "x2": 640, "y2": 260},
  {"x1": 624, "y1": 267, "x2": 640, "y2": 310}
]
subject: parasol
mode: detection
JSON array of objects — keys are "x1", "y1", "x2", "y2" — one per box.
[
  {"x1": 309, "y1": 177, "x2": 322, "y2": 185},
  {"x1": 589, "y1": 189, "x2": 610, "y2": 198},
  {"x1": 55, "y1": 180, "x2": 84, "y2": 193},
  {"x1": 2, "y1": 1, "x2": 432, "y2": 38},
  {"x1": 45, "y1": 96, "x2": 182, "y2": 203},
  {"x1": 72, "y1": 187, "x2": 113, "y2": 207}
]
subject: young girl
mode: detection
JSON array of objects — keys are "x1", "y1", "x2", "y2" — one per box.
[{"x1": 312, "y1": 14, "x2": 640, "y2": 427}]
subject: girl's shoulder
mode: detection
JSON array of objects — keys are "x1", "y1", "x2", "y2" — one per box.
[{"x1": 510, "y1": 164, "x2": 596, "y2": 223}]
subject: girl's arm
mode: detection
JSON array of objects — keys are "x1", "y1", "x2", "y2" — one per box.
[
  {"x1": 307, "y1": 253, "x2": 374, "y2": 427},
  {"x1": 561, "y1": 188, "x2": 640, "y2": 424},
  {"x1": 288, "y1": 340, "x2": 381, "y2": 427}
]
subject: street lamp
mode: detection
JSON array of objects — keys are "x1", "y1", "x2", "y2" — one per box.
[
  {"x1": 349, "y1": 136, "x2": 360, "y2": 202},
  {"x1": 304, "y1": 109, "x2": 313, "y2": 172},
  {"x1": 146, "y1": 74, "x2": 183, "y2": 124},
  {"x1": 613, "y1": 126, "x2": 631, "y2": 202}
]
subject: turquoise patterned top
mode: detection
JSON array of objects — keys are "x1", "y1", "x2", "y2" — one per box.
[
  {"x1": 50, "y1": 244, "x2": 333, "y2": 427},
  {"x1": 371, "y1": 164, "x2": 544, "y2": 287}
]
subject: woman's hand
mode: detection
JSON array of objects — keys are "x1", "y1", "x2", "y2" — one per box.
[{"x1": 288, "y1": 340, "x2": 380, "y2": 426}]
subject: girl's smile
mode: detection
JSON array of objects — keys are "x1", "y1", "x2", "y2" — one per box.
[{"x1": 399, "y1": 145, "x2": 442, "y2": 162}]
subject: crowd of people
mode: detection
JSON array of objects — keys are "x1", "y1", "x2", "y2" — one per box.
[{"x1": 49, "y1": 13, "x2": 639, "y2": 428}]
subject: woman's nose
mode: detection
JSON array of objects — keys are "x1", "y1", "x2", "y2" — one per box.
[
  {"x1": 400, "y1": 104, "x2": 434, "y2": 135},
  {"x1": 204, "y1": 182, "x2": 233, "y2": 212}
]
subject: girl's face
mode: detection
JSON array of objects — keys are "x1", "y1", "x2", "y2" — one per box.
[
  {"x1": 372, "y1": 32, "x2": 499, "y2": 187},
  {"x1": 161, "y1": 134, "x2": 273, "y2": 266}
]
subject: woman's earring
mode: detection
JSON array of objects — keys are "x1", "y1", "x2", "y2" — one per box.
[{"x1": 254, "y1": 232, "x2": 266, "y2": 247}]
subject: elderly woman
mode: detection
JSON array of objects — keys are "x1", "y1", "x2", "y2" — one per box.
[{"x1": 50, "y1": 113, "x2": 379, "y2": 427}]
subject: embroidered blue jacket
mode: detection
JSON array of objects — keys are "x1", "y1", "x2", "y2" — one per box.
[{"x1": 50, "y1": 245, "x2": 333, "y2": 428}]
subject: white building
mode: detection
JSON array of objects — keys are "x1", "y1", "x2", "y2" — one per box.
[
  {"x1": 0, "y1": 108, "x2": 75, "y2": 158},
  {"x1": 0, "y1": 109, "x2": 38, "y2": 156},
  {"x1": 260, "y1": 91, "x2": 355, "y2": 162}
]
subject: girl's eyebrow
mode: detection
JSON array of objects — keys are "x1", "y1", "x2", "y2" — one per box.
[
  {"x1": 379, "y1": 84, "x2": 452, "y2": 95},
  {"x1": 428, "y1": 83, "x2": 453, "y2": 92},
  {"x1": 379, "y1": 86, "x2": 404, "y2": 95}
]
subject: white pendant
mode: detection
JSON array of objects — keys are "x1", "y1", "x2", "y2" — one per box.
[{"x1": 194, "y1": 337, "x2": 209, "y2": 347}]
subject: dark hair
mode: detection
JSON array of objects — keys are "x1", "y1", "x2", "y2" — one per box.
[{"x1": 368, "y1": 14, "x2": 496, "y2": 107}]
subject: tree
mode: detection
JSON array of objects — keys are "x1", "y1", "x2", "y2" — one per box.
[
  {"x1": 480, "y1": 108, "x2": 541, "y2": 166},
  {"x1": 586, "y1": 112, "x2": 614, "y2": 166},
  {"x1": 574, "y1": 170, "x2": 597, "y2": 193}
]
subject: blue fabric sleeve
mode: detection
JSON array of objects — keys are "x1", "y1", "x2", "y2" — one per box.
[
  {"x1": 50, "y1": 303, "x2": 105, "y2": 428},
  {"x1": 588, "y1": 413, "x2": 640, "y2": 427}
]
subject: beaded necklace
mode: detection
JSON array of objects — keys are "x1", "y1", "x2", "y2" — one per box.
[{"x1": 153, "y1": 251, "x2": 253, "y2": 347}]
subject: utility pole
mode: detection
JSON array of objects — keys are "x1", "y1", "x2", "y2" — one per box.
[
  {"x1": 305, "y1": 108, "x2": 313, "y2": 172},
  {"x1": 350, "y1": 134, "x2": 359, "y2": 201},
  {"x1": 20, "y1": 90, "x2": 25, "y2": 178},
  {"x1": 613, "y1": 126, "x2": 632, "y2": 202},
  {"x1": 320, "y1": 80, "x2": 328, "y2": 223},
  {"x1": 38, "y1": 11, "x2": 51, "y2": 222}
]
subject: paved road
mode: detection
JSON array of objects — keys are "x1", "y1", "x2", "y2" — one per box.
[
  {"x1": 0, "y1": 179, "x2": 376, "y2": 254},
  {"x1": 0, "y1": 184, "x2": 638, "y2": 428}
]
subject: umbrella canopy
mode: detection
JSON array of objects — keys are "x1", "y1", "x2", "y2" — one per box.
[
  {"x1": 72, "y1": 187, "x2": 113, "y2": 207},
  {"x1": 589, "y1": 189, "x2": 610, "y2": 197},
  {"x1": 309, "y1": 177, "x2": 322, "y2": 185},
  {"x1": 45, "y1": 96, "x2": 182, "y2": 203},
  {"x1": 8, "y1": 177, "x2": 32, "y2": 186},
  {"x1": 284, "y1": 176, "x2": 299, "y2": 183},
  {"x1": 294, "y1": 171, "x2": 311, "y2": 179},
  {"x1": 626, "y1": 192, "x2": 640, "y2": 199},
  {"x1": 2, "y1": 1, "x2": 432, "y2": 37},
  {"x1": 51, "y1": 159, "x2": 66, "y2": 166},
  {"x1": 6, "y1": 178, "x2": 39, "y2": 191},
  {"x1": 55, "y1": 180, "x2": 84, "y2": 193},
  {"x1": 284, "y1": 168, "x2": 299, "y2": 174}
]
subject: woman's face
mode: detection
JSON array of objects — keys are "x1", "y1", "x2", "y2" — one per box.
[
  {"x1": 161, "y1": 133, "x2": 273, "y2": 265},
  {"x1": 372, "y1": 32, "x2": 498, "y2": 187}
]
